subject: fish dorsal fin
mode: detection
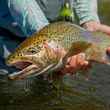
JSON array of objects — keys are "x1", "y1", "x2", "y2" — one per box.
[{"x1": 63, "y1": 41, "x2": 92, "y2": 63}]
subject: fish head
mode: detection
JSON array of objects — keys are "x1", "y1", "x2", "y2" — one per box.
[
  {"x1": 5, "y1": 40, "x2": 65, "y2": 80},
  {"x1": 6, "y1": 45, "x2": 43, "y2": 69}
]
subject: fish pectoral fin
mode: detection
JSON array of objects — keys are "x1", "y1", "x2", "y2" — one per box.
[{"x1": 63, "y1": 41, "x2": 92, "y2": 63}]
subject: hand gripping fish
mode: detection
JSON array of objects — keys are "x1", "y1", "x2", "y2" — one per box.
[{"x1": 6, "y1": 22, "x2": 110, "y2": 80}]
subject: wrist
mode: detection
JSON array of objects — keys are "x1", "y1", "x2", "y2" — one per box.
[{"x1": 81, "y1": 20, "x2": 100, "y2": 31}]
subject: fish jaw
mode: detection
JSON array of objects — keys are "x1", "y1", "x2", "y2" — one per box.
[
  {"x1": 6, "y1": 57, "x2": 40, "y2": 80},
  {"x1": 8, "y1": 64, "x2": 39, "y2": 80}
]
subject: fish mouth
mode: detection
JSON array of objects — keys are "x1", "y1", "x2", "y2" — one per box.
[
  {"x1": 11, "y1": 61, "x2": 33, "y2": 69},
  {"x1": 8, "y1": 60, "x2": 39, "y2": 80}
]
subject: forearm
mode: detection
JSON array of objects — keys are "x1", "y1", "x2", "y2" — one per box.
[
  {"x1": 74, "y1": 0, "x2": 100, "y2": 25},
  {"x1": 8, "y1": 0, "x2": 49, "y2": 36}
]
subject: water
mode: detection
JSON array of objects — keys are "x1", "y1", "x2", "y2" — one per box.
[
  {"x1": 0, "y1": 64, "x2": 110, "y2": 110},
  {"x1": 0, "y1": 0, "x2": 110, "y2": 110}
]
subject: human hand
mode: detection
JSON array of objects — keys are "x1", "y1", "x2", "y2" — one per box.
[
  {"x1": 60, "y1": 53, "x2": 89, "y2": 75},
  {"x1": 82, "y1": 20, "x2": 110, "y2": 66},
  {"x1": 82, "y1": 21, "x2": 110, "y2": 35}
]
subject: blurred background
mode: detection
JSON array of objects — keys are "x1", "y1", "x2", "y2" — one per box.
[{"x1": 98, "y1": 0, "x2": 110, "y2": 25}]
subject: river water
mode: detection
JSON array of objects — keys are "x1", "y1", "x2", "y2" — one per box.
[{"x1": 0, "y1": 0, "x2": 110, "y2": 110}]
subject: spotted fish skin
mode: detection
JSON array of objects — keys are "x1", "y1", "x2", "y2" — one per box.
[{"x1": 6, "y1": 22, "x2": 110, "y2": 79}]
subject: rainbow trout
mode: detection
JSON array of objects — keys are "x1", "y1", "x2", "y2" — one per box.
[{"x1": 6, "y1": 22, "x2": 110, "y2": 80}]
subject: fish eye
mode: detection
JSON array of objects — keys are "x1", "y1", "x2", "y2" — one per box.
[
  {"x1": 27, "y1": 49, "x2": 38, "y2": 54},
  {"x1": 24, "y1": 48, "x2": 38, "y2": 55},
  {"x1": 29, "y1": 50, "x2": 37, "y2": 54}
]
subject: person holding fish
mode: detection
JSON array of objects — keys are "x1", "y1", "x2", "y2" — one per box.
[{"x1": 1, "y1": 0, "x2": 110, "y2": 76}]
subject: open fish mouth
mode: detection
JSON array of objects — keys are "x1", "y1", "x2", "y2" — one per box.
[
  {"x1": 7, "y1": 59, "x2": 56, "y2": 80},
  {"x1": 11, "y1": 61, "x2": 33, "y2": 69},
  {"x1": 8, "y1": 60, "x2": 40, "y2": 80}
]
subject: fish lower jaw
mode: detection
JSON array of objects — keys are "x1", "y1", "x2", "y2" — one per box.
[{"x1": 8, "y1": 64, "x2": 39, "y2": 80}]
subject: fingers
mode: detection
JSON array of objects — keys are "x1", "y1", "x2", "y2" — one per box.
[
  {"x1": 82, "y1": 21, "x2": 110, "y2": 35},
  {"x1": 76, "y1": 53, "x2": 88, "y2": 66},
  {"x1": 82, "y1": 21, "x2": 100, "y2": 32},
  {"x1": 67, "y1": 53, "x2": 88, "y2": 67},
  {"x1": 98, "y1": 24, "x2": 110, "y2": 35},
  {"x1": 67, "y1": 55, "x2": 77, "y2": 68},
  {"x1": 60, "y1": 53, "x2": 89, "y2": 74}
]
